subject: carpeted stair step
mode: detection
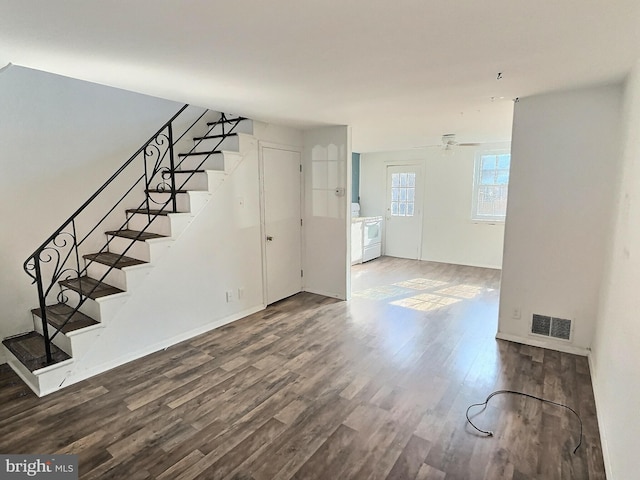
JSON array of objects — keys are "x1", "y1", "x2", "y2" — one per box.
[{"x1": 2, "y1": 331, "x2": 71, "y2": 371}]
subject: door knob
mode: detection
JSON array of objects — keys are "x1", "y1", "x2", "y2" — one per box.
[{"x1": 266, "y1": 236, "x2": 274, "y2": 241}]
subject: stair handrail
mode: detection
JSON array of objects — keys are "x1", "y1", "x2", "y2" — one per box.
[{"x1": 23, "y1": 104, "x2": 189, "y2": 269}]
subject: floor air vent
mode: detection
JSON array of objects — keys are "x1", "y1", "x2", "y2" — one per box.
[{"x1": 531, "y1": 314, "x2": 572, "y2": 341}]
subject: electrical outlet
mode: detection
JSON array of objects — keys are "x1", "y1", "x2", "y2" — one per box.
[
  {"x1": 226, "y1": 290, "x2": 233, "y2": 303},
  {"x1": 512, "y1": 307, "x2": 521, "y2": 319},
  {"x1": 237, "y1": 287, "x2": 244, "y2": 300}
]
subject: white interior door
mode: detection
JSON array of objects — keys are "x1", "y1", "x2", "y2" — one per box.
[
  {"x1": 385, "y1": 165, "x2": 423, "y2": 259},
  {"x1": 263, "y1": 147, "x2": 302, "y2": 304}
]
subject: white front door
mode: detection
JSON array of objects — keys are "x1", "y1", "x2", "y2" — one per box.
[
  {"x1": 385, "y1": 165, "x2": 423, "y2": 259},
  {"x1": 262, "y1": 147, "x2": 302, "y2": 304}
]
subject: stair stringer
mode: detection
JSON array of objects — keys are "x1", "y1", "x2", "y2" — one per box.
[{"x1": 30, "y1": 134, "x2": 263, "y2": 393}]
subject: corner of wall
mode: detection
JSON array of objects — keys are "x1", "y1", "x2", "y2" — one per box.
[
  {"x1": 587, "y1": 351, "x2": 613, "y2": 480},
  {"x1": 302, "y1": 126, "x2": 351, "y2": 300}
]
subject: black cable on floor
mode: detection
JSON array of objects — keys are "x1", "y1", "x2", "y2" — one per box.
[{"x1": 465, "y1": 389, "x2": 583, "y2": 454}]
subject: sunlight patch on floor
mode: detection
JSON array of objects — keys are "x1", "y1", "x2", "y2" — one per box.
[
  {"x1": 352, "y1": 285, "x2": 413, "y2": 300},
  {"x1": 390, "y1": 293, "x2": 461, "y2": 312},
  {"x1": 352, "y1": 275, "x2": 489, "y2": 313},
  {"x1": 392, "y1": 278, "x2": 449, "y2": 290},
  {"x1": 434, "y1": 284, "x2": 485, "y2": 299}
]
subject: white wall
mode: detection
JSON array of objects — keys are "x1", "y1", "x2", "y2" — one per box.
[
  {"x1": 253, "y1": 120, "x2": 304, "y2": 148},
  {"x1": 498, "y1": 85, "x2": 623, "y2": 354},
  {"x1": 303, "y1": 126, "x2": 351, "y2": 299},
  {"x1": 0, "y1": 66, "x2": 182, "y2": 362},
  {"x1": 360, "y1": 145, "x2": 508, "y2": 269},
  {"x1": 590, "y1": 62, "x2": 640, "y2": 480}
]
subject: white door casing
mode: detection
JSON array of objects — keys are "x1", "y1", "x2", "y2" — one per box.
[
  {"x1": 385, "y1": 164, "x2": 423, "y2": 259},
  {"x1": 261, "y1": 146, "x2": 303, "y2": 304}
]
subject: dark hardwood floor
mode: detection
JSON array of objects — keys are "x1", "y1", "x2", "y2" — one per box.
[{"x1": 0, "y1": 256, "x2": 606, "y2": 479}]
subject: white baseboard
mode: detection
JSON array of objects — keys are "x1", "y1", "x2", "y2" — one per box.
[
  {"x1": 1, "y1": 345, "x2": 40, "y2": 395},
  {"x1": 303, "y1": 288, "x2": 346, "y2": 301},
  {"x1": 418, "y1": 256, "x2": 502, "y2": 270},
  {"x1": 57, "y1": 304, "x2": 265, "y2": 390},
  {"x1": 587, "y1": 352, "x2": 613, "y2": 479},
  {"x1": 495, "y1": 332, "x2": 589, "y2": 356}
]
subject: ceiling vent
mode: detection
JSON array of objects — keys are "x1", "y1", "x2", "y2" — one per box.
[{"x1": 531, "y1": 314, "x2": 572, "y2": 341}]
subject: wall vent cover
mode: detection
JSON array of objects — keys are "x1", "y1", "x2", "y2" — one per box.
[{"x1": 531, "y1": 314, "x2": 572, "y2": 341}]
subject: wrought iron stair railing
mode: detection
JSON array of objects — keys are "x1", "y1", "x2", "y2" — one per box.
[{"x1": 22, "y1": 105, "x2": 246, "y2": 366}]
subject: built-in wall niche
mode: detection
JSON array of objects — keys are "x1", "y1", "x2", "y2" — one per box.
[
  {"x1": 311, "y1": 143, "x2": 346, "y2": 218},
  {"x1": 352, "y1": 152, "x2": 360, "y2": 204}
]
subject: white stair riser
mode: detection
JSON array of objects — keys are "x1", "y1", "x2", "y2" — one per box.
[
  {"x1": 108, "y1": 236, "x2": 150, "y2": 262},
  {"x1": 146, "y1": 192, "x2": 191, "y2": 212},
  {"x1": 128, "y1": 213, "x2": 172, "y2": 236},
  {"x1": 2, "y1": 347, "x2": 73, "y2": 397},
  {"x1": 220, "y1": 152, "x2": 243, "y2": 173},
  {"x1": 33, "y1": 315, "x2": 74, "y2": 356},
  {"x1": 177, "y1": 152, "x2": 225, "y2": 171},
  {"x1": 173, "y1": 172, "x2": 209, "y2": 190},
  {"x1": 182, "y1": 192, "x2": 210, "y2": 216},
  {"x1": 86, "y1": 262, "x2": 127, "y2": 290},
  {"x1": 207, "y1": 172, "x2": 227, "y2": 193},
  {"x1": 32, "y1": 315, "x2": 72, "y2": 355},
  {"x1": 58, "y1": 327, "x2": 101, "y2": 360},
  {"x1": 193, "y1": 135, "x2": 239, "y2": 153},
  {"x1": 58, "y1": 294, "x2": 99, "y2": 320},
  {"x1": 64, "y1": 292, "x2": 101, "y2": 321},
  {"x1": 65, "y1": 291, "x2": 128, "y2": 323},
  {"x1": 206, "y1": 119, "x2": 253, "y2": 136},
  {"x1": 87, "y1": 261, "x2": 154, "y2": 292}
]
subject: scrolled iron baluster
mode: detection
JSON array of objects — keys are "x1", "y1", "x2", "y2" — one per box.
[
  {"x1": 33, "y1": 255, "x2": 53, "y2": 365},
  {"x1": 38, "y1": 230, "x2": 76, "y2": 301},
  {"x1": 144, "y1": 130, "x2": 172, "y2": 217},
  {"x1": 72, "y1": 219, "x2": 81, "y2": 290},
  {"x1": 24, "y1": 257, "x2": 38, "y2": 282},
  {"x1": 168, "y1": 122, "x2": 177, "y2": 213}
]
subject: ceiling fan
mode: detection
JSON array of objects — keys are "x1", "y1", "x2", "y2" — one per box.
[{"x1": 440, "y1": 134, "x2": 481, "y2": 150}]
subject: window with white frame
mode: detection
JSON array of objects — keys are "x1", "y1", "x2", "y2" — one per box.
[
  {"x1": 390, "y1": 172, "x2": 416, "y2": 216},
  {"x1": 472, "y1": 152, "x2": 510, "y2": 221}
]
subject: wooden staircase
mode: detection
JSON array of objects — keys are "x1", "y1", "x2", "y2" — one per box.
[{"x1": 2, "y1": 111, "x2": 255, "y2": 396}]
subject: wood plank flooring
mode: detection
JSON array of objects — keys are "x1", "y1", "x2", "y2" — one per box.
[{"x1": 0, "y1": 256, "x2": 606, "y2": 479}]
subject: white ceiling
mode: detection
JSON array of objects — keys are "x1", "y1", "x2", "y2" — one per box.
[{"x1": 1, "y1": 1, "x2": 639, "y2": 152}]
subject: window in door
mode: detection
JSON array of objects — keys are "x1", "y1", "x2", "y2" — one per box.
[
  {"x1": 472, "y1": 152, "x2": 511, "y2": 221},
  {"x1": 390, "y1": 172, "x2": 416, "y2": 217}
]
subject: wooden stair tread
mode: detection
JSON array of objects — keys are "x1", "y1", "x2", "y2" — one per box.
[
  {"x1": 31, "y1": 303, "x2": 99, "y2": 334},
  {"x1": 84, "y1": 252, "x2": 146, "y2": 269},
  {"x1": 178, "y1": 150, "x2": 222, "y2": 157},
  {"x1": 193, "y1": 133, "x2": 238, "y2": 141},
  {"x1": 106, "y1": 228, "x2": 167, "y2": 239},
  {"x1": 2, "y1": 332, "x2": 71, "y2": 372},
  {"x1": 124, "y1": 209, "x2": 176, "y2": 218},
  {"x1": 206, "y1": 117, "x2": 246, "y2": 126},
  {"x1": 59, "y1": 276, "x2": 124, "y2": 299},
  {"x1": 145, "y1": 188, "x2": 189, "y2": 194}
]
